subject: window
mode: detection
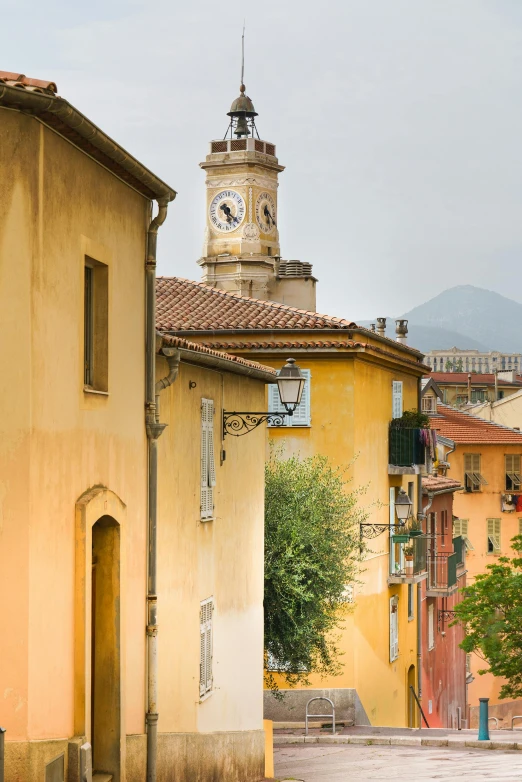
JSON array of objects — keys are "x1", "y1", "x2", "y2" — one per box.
[
  {"x1": 487, "y1": 518, "x2": 501, "y2": 554},
  {"x1": 199, "y1": 598, "x2": 213, "y2": 697},
  {"x1": 505, "y1": 455, "x2": 521, "y2": 491},
  {"x1": 421, "y1": 395, "x2": 437, "y2": 413},
  {"x1": 84, "y1": 258, "x2": 108, "y2": 391},
  {"x1": 456, "y1": 395, "x2": 467, "y2": 406},
  {"x1": 464, "y1": 454, "x2": 487, "y2": 492},
  {"x1": 201, "y1": 399, "x2": 216, "y2": 520},
  {"x1": 453, "y1": 517, "x2": 474, "y2": 550},
  {"x1": 407, "y1": 584, "x2": 414, "y2": 621},
  {"x1": 471, "y1": 389, "x2": 486, "y2": 403},
  {"x1": 389, "y1": 596, "x2": 399, "y2": 662},
  {"x1": 519, "y1": 519, "x2": 522, "y2": 537},
  {"x1": 428, "y1": 602, "x2": 435, "y2": 650},
  {"x1": 392, "y1": 381, "x2": 403, "y2": 420},
  {"x1": 268, "y1": 369, "x2": 311, "y2": 426},
  {"x1": 441, "y1": 510, "x2": 448, "y2": 547}
]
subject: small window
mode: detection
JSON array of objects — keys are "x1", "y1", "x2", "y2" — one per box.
[
  {"x1": 487, "y1": 518, "x2": 501, "y2": 554},
  {"x1": 199, "y1": 598, "x2": 213, "y2": 697},
  {"x1": 428, "y1": 603, "x2": 435, "y2": 650},
  {"x1": 453, "y1": 517, "x2": 473, "y2": 550},
  {"x1": 389, "y1": 596, "x2": 399, "y2": 662},
  {"x1": 505, "y1": 455, "x2": 521, "y2": 491},
  {"x1": 471, "y1": 389, "x2": 486, "y2": 403},
  {"x1": 84, "y1": 257, "x2": 108, "y2": 391},
  {"x1": 407, "y1": 584, "x2": 414, "y2": 621},
  {"x1": 268, "y1": 369, "x2": 311, "y2": 427},
  {"x1": 456, "y1": 395, "x2": 468, "y2": 406},
  {"x1": 464, "y1": 454, "x2": 487, "y2": 492},
  {"x1": 201, "y1": 399, "x2": 216, "y2": 520},
  {"x1": 441, "y1": 510, "x2": 448, "y2": 546},
  {"x1": 421, "y1": 395, "x2": 437, "y2": 413},
  {"x1": 392, "y1": 381, "x2": 403, "y2": 420}
]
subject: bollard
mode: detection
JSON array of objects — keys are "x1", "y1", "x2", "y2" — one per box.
[
  {"x1": 478, "y1": 698, "x2": 490, "y2": 740},
  {"x1": 0, "y1": 727, "x2": 5, "y2": 782}
]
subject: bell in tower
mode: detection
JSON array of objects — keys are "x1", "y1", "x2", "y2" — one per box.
[{"x1": 227, "y1": 84, "x2": 257, "y2": 138}]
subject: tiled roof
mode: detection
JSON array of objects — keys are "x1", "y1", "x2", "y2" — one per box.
[
  {"x1": 422, "y1": 475, "x2": 462, "y2": 494},
  {"x1": 156, "y1": 277, "x2": 356, "y2": 331},
  {"x1": 429, "y1": 403, "x2": 522, "y2": 444},
  {"x1": 158, "y1": 333, "x2": 276, "y2": 376},
  {"x1": 428, "y1": 372, "x2": 522, "y2": 387},
  {"x1": 0, "y1": 71, "x2": 57, "y2": 94}
]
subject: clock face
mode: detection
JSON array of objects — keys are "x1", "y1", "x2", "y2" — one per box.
[
  {"x1": 209, "y1": 190, "x2": 246, "y2": 233},
  {"x1": 255, "y1": 192, "x2": 277, "y2": 234}
]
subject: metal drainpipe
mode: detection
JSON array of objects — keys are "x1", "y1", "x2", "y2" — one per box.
[
  {"x1": 145, "y1": 197, "x2": 173, "y2": 782},
  {"x1": 416, "y1": 376, "x2": 424, "y2": 712}
]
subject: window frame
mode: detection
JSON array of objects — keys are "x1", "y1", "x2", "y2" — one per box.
[
  {"x1": 392, "y1": 381, "x2": 403, "y2": 420},
  {"x1": 487, "y1": 518, "x2": 501, "y2": 555},
  {"x1": 421, "y1": 395, "x2": 437, "y2": 413},
  {"x1": 83, "y1": 256, "x2": 109, "y2": 393},
  {"x1": 464, "y1": 453, "x2": 487, "y2": 493},
  {"x1": 389, "y1": 595, "x2": 399, "y2": 662},
  {"x1": 505, "y1": 455, "x2": 522, "y2": 492},
  {"x1": 428, "y1": 602, "x2": 435, "y2": 651},
  {"x1": 200, "y1": 399, "x2": 216, "y2": 521},
  {"x1": 199, "y1": 597, "x2": 214, "y2": 698},
  {"x1": 407, "y1": 584, "x2": 414, "y2": 622}
]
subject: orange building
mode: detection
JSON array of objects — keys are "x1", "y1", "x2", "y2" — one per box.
[{"x1": 429, "y1": 403, "x2": 522, "y2": 727}]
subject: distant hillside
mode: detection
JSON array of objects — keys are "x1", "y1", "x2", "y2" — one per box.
[
  {"x1": 401, "y1": 285, "x2": 522, "y2": 354},
  {"x1": 360, "y1": 286, "x2": 521, "y2": 354}
]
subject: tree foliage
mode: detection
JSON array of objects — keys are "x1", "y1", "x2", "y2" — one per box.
[
  {"x1": 453, "y1": 535, "x2": 522, "y2": 700},
  {"x1": 264, "y1": 451, "x2": 366, "y2": 690}
]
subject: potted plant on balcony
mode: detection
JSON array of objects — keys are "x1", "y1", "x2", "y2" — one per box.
[
  {"x1": 404, "y1": 542, "x2": 414, "y2": 575},
  {"x1": 392, "y1": 530, "x2": 410, "y2": 544},
  {"x1": 407, "y1": 517, "x2": 423, "y2": 537}
]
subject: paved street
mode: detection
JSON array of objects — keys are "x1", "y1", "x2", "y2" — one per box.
[{"x1": 275, "y1": 743, "x2": 522, "y2": 781}]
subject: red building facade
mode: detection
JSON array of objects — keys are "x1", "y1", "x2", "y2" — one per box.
[{"x1": 420, "y1": 476, "x2": 467, "y2": 728}]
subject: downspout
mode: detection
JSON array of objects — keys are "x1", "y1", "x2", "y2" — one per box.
[
  {"x1": 416, "y1": 376, "x2": 424, "y2": 711},
  {"x1": 145, "y1": 197, "x2": 174, "y2": 782}
]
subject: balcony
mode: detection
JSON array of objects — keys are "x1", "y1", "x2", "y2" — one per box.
[
  {"x1": 426, "y1": 551, "x2": 459, "y2": 596},
  {"x1": 388, "y1": 427, "x2": 426, "y2": 475},
  {"x1": 388, "y1": 535, "x2": 428, "y2": 585}
]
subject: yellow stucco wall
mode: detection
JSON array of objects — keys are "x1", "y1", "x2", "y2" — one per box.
[
  {"x1": 0, "y1": 109, "x2": 150, "y2": 750},
  {"x1": 239, "y1": 349, "x2": 424, "y2": 727},
  {"x1": 157, "y1": 359, "x2": 267, "y2": 735}
]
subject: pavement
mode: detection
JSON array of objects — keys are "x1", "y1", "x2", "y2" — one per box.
[{"x1": 274, "y1": 743, "x2": 522, "y2": 780}]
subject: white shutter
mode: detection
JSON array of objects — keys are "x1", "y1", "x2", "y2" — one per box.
[
  {"x1": 201, "y1": 399, "x2": 214, "y2": 519},
  {"x1": 389, "y1": 596, "x2": 399, "y2": 662},
  {"x1": 487, "y1": 519, "x2": 501, "y2": 553},
  {"x1": 200, "y1": 598, "x2": 213, "y2": 697},
  {"x1": 392, "y1": 381, "x2": 403, "y2": 420},
  {"x1": 267, "y1": 383, "x2": 288, "y2": 425},
  {"x1": 428, "y1": 603, "x2": 434, "y2": 650}
]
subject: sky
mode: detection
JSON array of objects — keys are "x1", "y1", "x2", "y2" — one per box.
[{"x1": 4, "y1": 0, "x2": 522, "y2": 321}]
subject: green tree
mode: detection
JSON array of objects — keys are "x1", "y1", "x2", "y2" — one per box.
[
  {"x1": 264, "y1": 451, "x2": 366, "y2": 690},
  {"x1": 453, "y1": 536, "x2": 522, "y2": 699},
  {"x1": 455, "y1": 359, "x2": 464, "y2": 372}
]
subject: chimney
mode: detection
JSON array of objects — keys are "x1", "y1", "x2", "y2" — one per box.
[
  {"x1": 376, "y1": 317, "x2": 386, "y2": 337},
  {"x1": 395, "y1": 319, "x2": 408, "y2": 344},
  {"x1": 467, "y1": 373, "x2": 472, "y2": 403},
  {"x1": 370, "y1": 323, "x2": 376, "y2": 332}
]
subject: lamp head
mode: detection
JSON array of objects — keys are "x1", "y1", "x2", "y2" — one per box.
[{"x1": 276, "y1": 358, "x2": 306, "y2": 413}]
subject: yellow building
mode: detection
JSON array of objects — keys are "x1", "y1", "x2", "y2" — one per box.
[
  {"x1": 429, "y1": 403, "x2": 522, "y2": 727},
  {"x1": 0, "y1": 71, "x2": 274, "y2": 782}
]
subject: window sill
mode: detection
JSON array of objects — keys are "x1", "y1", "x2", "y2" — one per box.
[
  {"x1": 268, "y1": 424, "x2": 312, "y2": 429},
  {"x1": 200, "y1": 517, "x2": 215, "y2": 524},
  {"x1": 199, "y1": 690, "x2": 213, "y2": 703},
  {"x1": 84, "y1": 386, "x2": 109, "y2": 396}
]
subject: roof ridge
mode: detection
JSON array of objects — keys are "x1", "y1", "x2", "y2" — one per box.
[{"x1": 157, "y1": 276, "x2": 357, "y2": 327}]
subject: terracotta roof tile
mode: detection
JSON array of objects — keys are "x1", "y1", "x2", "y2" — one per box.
[
  {"x1": 428, "y1": 372, "x2": 522, "y2": 387},
  {"x1": 158, "y1": 333, "x2": 276, "y2": 375},
  {"x1": 0, "y1": 71, "x2": 57, "y2": 95},
  {"x1": 156, "y1": 277, "x2": 357, "y2": 332},
  {"x1": 422, "y1": 475, "x2": 462, "y2": 493},
  {"x1": 429, "y1": 403, "x2": 522, "y2": 444}
]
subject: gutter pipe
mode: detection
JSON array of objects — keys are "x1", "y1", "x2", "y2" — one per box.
[
  {"x1": 416, "y1": 377, "x2": 423, "y2": 710},
  {"x1": 145, "y1": 199, "x2": 176, "y2": 782}
]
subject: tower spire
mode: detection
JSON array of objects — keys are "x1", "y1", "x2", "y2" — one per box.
[{"x1": 241, "y1": 21, "x2": 245, "y2": 88}]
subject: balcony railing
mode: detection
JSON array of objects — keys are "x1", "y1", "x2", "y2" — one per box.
[
  {"x1": 427, "y1": 552, "x2": 458, "y2": 592},
  {"x1": 389, "y1": 427, "x2": 426, "y2": 467},
  {"x1": 390, "y1": 536, "x2": 427, "y2": 579}
]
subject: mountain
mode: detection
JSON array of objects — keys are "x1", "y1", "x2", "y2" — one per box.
[
  {"x1": 401, "y1": 286, "x2": 522, "y2": 354},
  {"x1": 360, "y1": 286, "x2": 522, "y2": 354}
]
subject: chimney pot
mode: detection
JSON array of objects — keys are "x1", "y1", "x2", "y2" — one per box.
[
  {"x1": 370, "y1": 323, "x2": 376, "y2": 332},
  {"x1": 395, "y1": 319, "x2": 408, "y2": 343},
  {"x1": 376, "y1": 317, "x2": 387, "y2": 337}
]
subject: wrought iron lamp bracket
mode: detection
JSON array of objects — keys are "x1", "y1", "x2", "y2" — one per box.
[
  {"x1": 438, "y1": 609, "x2": 457, "y2": 622},
  {"x1": 359, "y1": 522, "x2": 406, "y2": 540},
  {"x1": 223, "y1": 410, "x2": 291, "y2": 437}
]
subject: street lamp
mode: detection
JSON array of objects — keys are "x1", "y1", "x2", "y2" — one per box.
[
  {"x1": 223, "y1": 357, "x2": 306, "y2": 437},
  {"x1": 394, "y1": 488, "x2": 413, "y2": 523}
]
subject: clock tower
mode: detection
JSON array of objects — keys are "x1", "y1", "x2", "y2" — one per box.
[{"x1": 198, "y1": 83, "x2": 317, "y2": 310}]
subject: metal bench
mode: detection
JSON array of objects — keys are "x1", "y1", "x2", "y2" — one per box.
[{"x1": 305, "y1": 697, "x2": 336, "y2": 736}]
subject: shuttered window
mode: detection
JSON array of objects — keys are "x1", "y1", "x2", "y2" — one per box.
[
  {"x1": 428, "y1": 603, "x2": 435, "y2": 650},
  {"x1": 201, "y1": 399, "x2": 216, "y2": 520},
  {"x1": 464, "y1": 454, "x2": 487, "y2": 492},
  {"x1": 392, "y1": 381, "x2": 403, "y2": 420},
  {"x1": 453, "y1": 518, "x2": 474, "y2": 550},
  {"x1": 389, "y1": 596, "x2": 399, "y2": 662},
  {"x1": 421, "y1": 395, "x2": 437, "y2": 413},
  {"x1": 487, "y1": 519, "x2": 501, "y2": 554},
  {"x1": 505, "y1": 455, "x2": 521, "y2": 491},
  {"x1": 519, "y1": 518, "x2": 522, "y2": 537},
  {"x1": 199, "y1": 598, "x2": 213, "y2": 697},
  {"x1": 268, "y1": 369, "x2": 311, "y2": 427}
]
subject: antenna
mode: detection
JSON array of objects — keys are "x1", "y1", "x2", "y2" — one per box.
[{"x1": 241, "y1": 21, "x2": 245, "y2": 86}]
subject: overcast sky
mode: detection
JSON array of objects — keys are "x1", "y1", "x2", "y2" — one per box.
[{"x1": 5, "y1": 0, "x2": 522, "y2": 320}]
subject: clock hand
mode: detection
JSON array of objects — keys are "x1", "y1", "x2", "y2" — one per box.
[
  {"x1": 263, "y1": 204, "x2": 277, "y2": 227},
  {"x1": 220, "y1": 203, "x2": 233, "y2": 223}
]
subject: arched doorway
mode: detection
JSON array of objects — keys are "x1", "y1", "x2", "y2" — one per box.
[
  {"x1": 407, "y1": 665, "x2": 418, "y2": 728},
  {"x1": 91, "y1": 515, "x2": 121, "y2": 781}
]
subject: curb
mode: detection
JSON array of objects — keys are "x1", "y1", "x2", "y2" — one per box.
[{"x1": 274, "y1": 735, "x2": 522, "y2": 751}]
